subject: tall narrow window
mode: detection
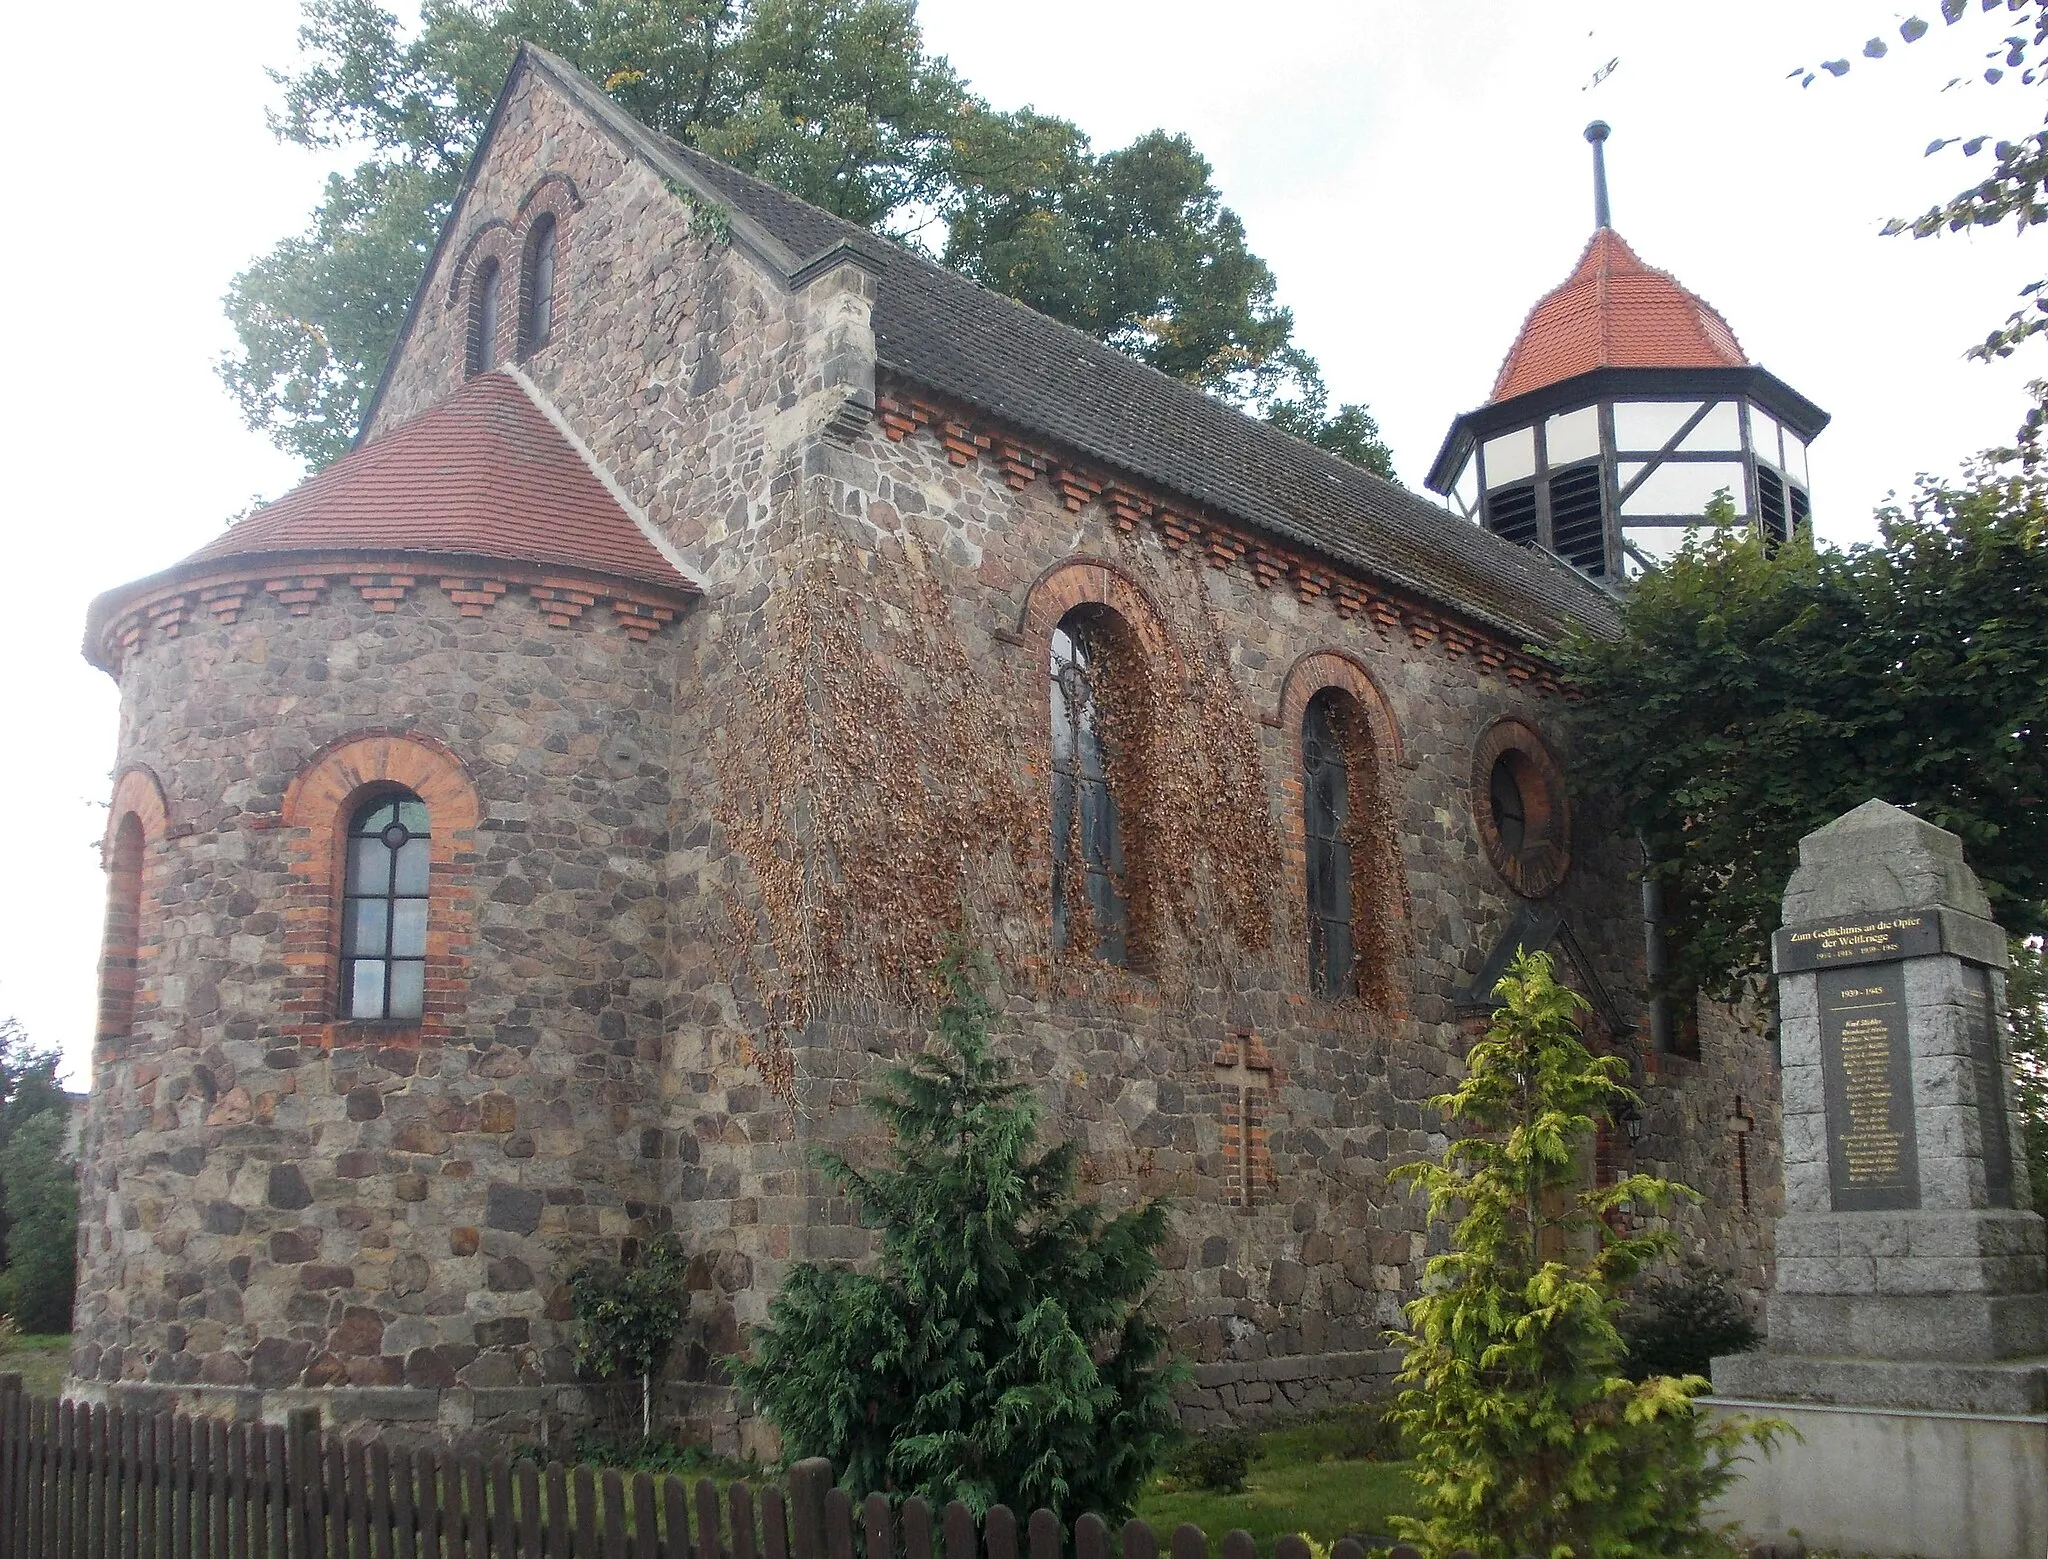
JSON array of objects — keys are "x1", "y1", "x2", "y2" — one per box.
[
  {"x1": 98, "y1": 813, "x2": 145, "y2": 1046},
  {"x1": 1051, "y1": 608, "x2": 1128, "y2": 965},
  {"x1": 342, "y1": 792, "x2": 431, "y2": 1021},
  {"x1": 1303, "y1": 690, "x2": 1356, "y2": 995},
  {"x1": 467, "y1": 257, "x2": 502, "y2": 376},
  {"x1": 520, "y1": 216, "x2": 557, "y2": 356}
]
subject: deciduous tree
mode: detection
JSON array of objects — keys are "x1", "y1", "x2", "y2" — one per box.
[
  {"x1": 1553, "y1": 454, "x2": 2048, "y2": 1003},
  {"x1": 225, "y1": 0, "x2": 1388, "y2": 473}
]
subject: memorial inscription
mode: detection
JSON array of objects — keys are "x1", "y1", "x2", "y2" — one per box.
[
  {"x1": 1777, "y1": 911, "x2": 1942, "y2": 972},
  {"x1": 1964, "y1": 965, "x2": 2016, "y2": 1209},
  {"x1": 1818, "y1": 962, "x2": 1921, "y2": 1211}
]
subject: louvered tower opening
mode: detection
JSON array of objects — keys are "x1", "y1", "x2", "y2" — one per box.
[
  {"x1": 1757, "y1": 466, "x2": 1788, "y2": 544},
  {"x1": 1486, "y1": 483, "x2": 1538, "y2": 547},
  {"x1": 1548, "y1": 464, "x2": 1606, "y2": 576}
]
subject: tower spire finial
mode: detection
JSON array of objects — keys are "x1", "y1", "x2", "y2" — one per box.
[{"x1": 1585, "y1": 121, "x2": 1612, "y2": 229}]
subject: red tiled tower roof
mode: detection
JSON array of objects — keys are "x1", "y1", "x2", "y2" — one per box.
[
  {"x1": 1489, "y1": 228, "x2": 1748, "y2": 404},
  {"x1": 190, "y1": 371, "x2": 690, "y2": 591}
]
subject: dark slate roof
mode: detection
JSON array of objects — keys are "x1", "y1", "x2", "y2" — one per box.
[{"x1": 524, "y1": 49, "x2": 1622, "y2": 646}]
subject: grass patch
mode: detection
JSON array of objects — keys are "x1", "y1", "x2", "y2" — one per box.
[
  {"x1": 0, "y1": 1333, "x2": 69, "y2": 1399},
  {"x1": 1136, "y1": 1407, "x2": 1417, "y2": 1554}
]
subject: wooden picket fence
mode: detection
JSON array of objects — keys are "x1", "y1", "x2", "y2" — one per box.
[{"x1": 0, "y1": 1376, "x2": 1517, "y2": 1559}]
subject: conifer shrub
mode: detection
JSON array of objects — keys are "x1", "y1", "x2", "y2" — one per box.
[
  {"x1": 1163, "y1": 1428, "x2": 1259, "y2": 1493},
  {"x1": 1618, "y1": 1260, "x2": 1762, "y2": 1383},
  {"x1": 730, "y1": 950, "x2": 1181, "y2": 1520},
  {"x1": 1388, "y1": 951, "x2": 1780, "y2": 1559}
]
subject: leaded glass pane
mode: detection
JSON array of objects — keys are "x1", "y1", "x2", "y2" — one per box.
[
  {"x1": 1304, "y1": 690, "x2": 1355, "y2": 997},
  {"x1": 348, "y1": 959, "x2": 386, "y2": 1020},
  {"x1": 341, "y1": 789, "x2": 432, "y2": 1021},
  {"x1": 388, "y1": 961, "x2": 426, "y2": 1021},
  {"x1": 349, "y1": 836, "x2": 392, "y2": 896},
  {"x1": 344, "y1": 899, "x2": 388, "y2": 958},
  {"x1": 1050, "y1": 611, "x2": 1129, "y2": 964},
  {"x1": 393, "y1": 836, "x2": 431, "y2": 895},
  {"x1": 526, "y1": 219, "x2": 556, "y2": 350},
  {"x1": 390, "y1": 898, "x2": 429, "y2": 958},
  {"x1": 477, "y1": 261, "x2": 501, "y2": 371}
]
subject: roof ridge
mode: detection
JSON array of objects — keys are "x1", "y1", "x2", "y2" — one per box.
[{"x1": 367, "y1": 44, "x2": 1621, "y2": 646}]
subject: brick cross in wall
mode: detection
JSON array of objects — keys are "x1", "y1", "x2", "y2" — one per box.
[
  {"x1": 1728, "y1": 1094, "x2": 1756, "y2": 1214},
  {"x1": 1214, "y1": 1029, "x2": 1277, "y2": 1211}
]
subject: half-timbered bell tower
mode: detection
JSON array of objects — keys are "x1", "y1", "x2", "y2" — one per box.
[{"x1": 1426, "y1": 123, "x2": 1830, "y2": 581}]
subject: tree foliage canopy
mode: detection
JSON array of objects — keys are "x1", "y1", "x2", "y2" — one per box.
[
  {"x1": 728, "y1": 951, "x2": 1178, "y2": 1522},
  {"x1": 1553, "y1": 450, "x2": 2048, "y2": 1003},
  {"x1": 1388, "y1": 952, "x2": 1773, "y2": 1559},
  {"x1": 1796, "y1": 2, "x2": 2048, "y2": 368},
  {"x1": 224, "y1": 0, "x2": 1389, "y2": 475},
  {"x1": 0, "y1": 1021, "x2": 74, "y2": 1335}
]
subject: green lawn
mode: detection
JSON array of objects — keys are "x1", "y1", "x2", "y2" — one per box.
[
  {"x1": 1135, "y1": 1411, "x2": 1418, "y2": 1554},
  {"x1": 0, "y1": 1334, "x2": 69, "y2": 1399}
]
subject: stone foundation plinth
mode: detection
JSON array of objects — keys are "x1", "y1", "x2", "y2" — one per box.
[{"x1": 1704, "y1": 1396, "x2": 2048, "y2": 1559}]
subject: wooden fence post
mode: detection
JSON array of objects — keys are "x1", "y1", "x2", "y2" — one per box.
[
  {"x1": 786, "y1": 1459, "x2": 831, "y2": 1559},
  {"x1": 287, "y1": 1408, "x2": 321, "y2": 1559}
]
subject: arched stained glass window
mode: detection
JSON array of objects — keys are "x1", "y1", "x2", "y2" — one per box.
[
  {"x1": 521, "y1": 216, "x2": 556, "y2": 356},
  {"x1": 342, "y1": 792, "x2": 431, "y2": 1021},
  {"x1": 1303, "y1": 689, "x2": 1356, "y2": 995},
  {"x1": 467, "y1": 257, "x2": 502, "y2": 376},
  {"x1": 1051, "y1": 608, "x2": 1128, "y2": 965}
]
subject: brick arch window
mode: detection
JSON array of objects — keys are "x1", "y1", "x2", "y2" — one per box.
[
  {"x1": 282, "y1": 734, "x2": 479, "y2": 1040},
  {"x1": 467, "y1": 256, "x2": 503, "y2": 376},
  {"x1": 97, "y1": 767, "x2": 168, "y2": 1061},
  {"x1": 519, "y1": 214, "x2": 558, "y2": 357},
  {"x1": 1302, "y1": 689, "x2": 1358, "y2": 994},
  {"x1": 341, "y1": 790, "x2": 432, "y2": 1021},
  {"x1": 1052, "y1": 605, "x2": 1135, "y2": 963},
  {"x1": 1024, "y1": 559, "x2": 1171, "y2": 969},
  {"x1": 1277, "y1": 652, "x2": 1407, "y2": 1007}
]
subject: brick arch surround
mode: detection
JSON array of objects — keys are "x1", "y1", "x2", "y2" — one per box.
[
  {"x1": 280, "y1": 732, "x2": 481, "y2": 1048},
  {"x1": 98, "y1": 766, "x2": 169, "y2": 1064},
  {"x1": 1275, "y1": 649, "x2": 1403, "y2": 764},
  {"x1": 1018, "y1": 555, "x2": 1172, "y2": 661},
  {"x1": 1274, "y1": 650, "x2": 1410, "y2": 1008}
]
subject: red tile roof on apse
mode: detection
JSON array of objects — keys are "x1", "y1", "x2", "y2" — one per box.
[
  {"x1": 1490, "y1": 228, "x2": 1748, "y2": 403},
  {"x1": 190, "y1": 372, "x2": 690, "y2": 591}
]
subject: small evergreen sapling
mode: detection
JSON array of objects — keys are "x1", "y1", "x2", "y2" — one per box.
[
  {"x1": 1388, "y1": 951, "x2": 1779, "y2": 1559},
  {"x1": 730, "y1": 951, "x2": 1180, "y2": 1520}
]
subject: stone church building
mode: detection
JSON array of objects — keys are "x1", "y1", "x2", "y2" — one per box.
[{"x1": 74, "y1": 55, "x2": 1823, "y2": 1448}]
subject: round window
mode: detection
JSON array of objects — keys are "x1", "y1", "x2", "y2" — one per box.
[{"x1": 1473, "y1": 719, "x2": 1570, "y2": 897}]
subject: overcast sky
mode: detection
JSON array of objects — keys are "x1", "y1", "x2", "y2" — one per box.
[{"x1": 3, "y1": 1, "x2": 2041, "y2": 1086}]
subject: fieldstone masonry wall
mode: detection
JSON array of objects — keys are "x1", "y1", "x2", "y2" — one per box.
[{"x1": 77, "y1": 56, "x2": 1784, "y2": 1449}]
